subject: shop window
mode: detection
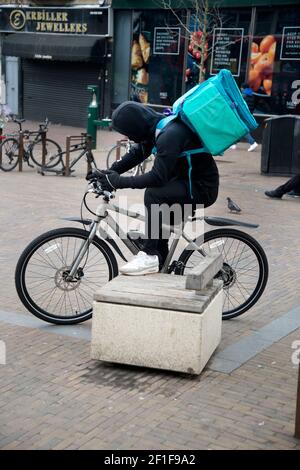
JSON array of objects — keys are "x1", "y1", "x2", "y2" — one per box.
[
  {"x1": 185, "y1": 8, "x2": 252, "y2": 90},
  {"x1": 130, "y1": 10, "x2": 186, "y2": 106},
  {"x1": 248, "y1": 6, "x2": 300, "y2": 115}
]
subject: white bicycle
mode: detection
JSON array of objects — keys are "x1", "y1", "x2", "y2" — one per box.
[{"x1": 15, "y1": 177, "x2": 269, "y2": 325}]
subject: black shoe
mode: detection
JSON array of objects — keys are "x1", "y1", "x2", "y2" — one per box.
[{"x1": 265, "y1": 190, "x2": 283, "y2": 199}]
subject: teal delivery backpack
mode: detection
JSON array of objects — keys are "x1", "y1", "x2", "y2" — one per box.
[
  {"x1": 171, "y1": 68, "x2": 258, "y2": 156},
  {"x1": 155, "y1": 69, "x2": 258, "y2": 197}
]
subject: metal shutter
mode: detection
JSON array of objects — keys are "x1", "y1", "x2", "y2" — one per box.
[{"x1": 23, "y1": 60, "x2": 102, "y2": 127}]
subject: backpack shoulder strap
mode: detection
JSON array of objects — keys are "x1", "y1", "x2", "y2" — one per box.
[
  {"x1": 155, "y1": 114, "x2": 178, "y2": 137},
  {"x1": 179, "y1": 148, "x2": 210, "y2": 200},
  {"x1": 152, "y1": 114, "x2": 178, "y2": 154}
]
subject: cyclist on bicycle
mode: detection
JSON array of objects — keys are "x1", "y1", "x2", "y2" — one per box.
[{"x1": 88, "y1": 101, "x2": 219, "y2": 275}]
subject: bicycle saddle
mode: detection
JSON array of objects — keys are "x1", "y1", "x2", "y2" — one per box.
[{"x1": 13, "y1": 118, "x2": 25, "y2": 124}]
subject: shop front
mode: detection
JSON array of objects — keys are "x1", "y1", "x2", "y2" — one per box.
[
  {"x1": 0, "y1": 5, "x2": 113, "y2": 126},
  {"x1": 112, "y1": 0, "x2": 300, "y2": 118}
]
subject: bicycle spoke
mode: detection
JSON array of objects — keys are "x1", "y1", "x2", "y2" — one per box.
[{"x1": 23, "y1": 232, "x2": 113, "y2": 320}]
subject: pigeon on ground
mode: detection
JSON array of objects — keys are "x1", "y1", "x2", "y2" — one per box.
[{"x1": 227, "y1": 197, "x2": 242, "y2": 213}]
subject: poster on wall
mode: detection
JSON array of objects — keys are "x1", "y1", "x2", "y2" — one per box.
[
  {"x1": 210, "y1": 28, "x2": 244, "y2": 77},
  {"x1": 280, "y1": 27, "x2": 300, "y2": 60},
  {"x1": 130, "y1": 12, "x2": 184, "y2": 106},
  {"x1": 248, "y1": 35, "x2": 277, "y2": 96},
  {"x1": 153, "y1": 27, "x2": 180, "y2": 55},
  {"x1": 131, "y1": 22, "x2": 151, "y2": 104}
]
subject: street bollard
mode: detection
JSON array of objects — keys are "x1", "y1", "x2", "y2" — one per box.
[{"x1": 87, "y1": 85, "x2": 99, "y2": 150}]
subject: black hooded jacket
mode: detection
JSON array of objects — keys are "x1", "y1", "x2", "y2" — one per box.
[{"x1": 110, "y1": 102, "x2": 219, "y2": 205}]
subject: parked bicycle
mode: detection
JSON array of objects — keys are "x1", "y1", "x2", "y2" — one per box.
[
  {"x1": 106, "y1": 139, "x2": 153, "y2": 176},
  {"x1": 15, "y1": 175, "x2": 269, "y2": 325},
  {"x1": 38, "y1": 133, "x2": 98, "y2": 176},
  {"x1": 0, "y1": 118, "x2": 61, "y2": 171}
]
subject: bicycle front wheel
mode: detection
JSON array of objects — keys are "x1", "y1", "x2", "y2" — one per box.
[
  {"x1": 0, "y1": 137, "x2": 19, "y2": 171},
  {"x1": 15, "y1": 227, "x2": 118, "y2": 325},
  {"x1": 30, "y1": 138, "x2": 62, "y2": 168},
  {"x1": 176, "y1": 228, "x2": 268, "y2": 320},
  {"x1": 106, "y1": 143, "x2": 139, "y2": 176}
]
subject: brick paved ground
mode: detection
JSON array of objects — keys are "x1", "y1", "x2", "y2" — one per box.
[{"x1": 0, "y1": 121, "x2": 300, "y2": 449}]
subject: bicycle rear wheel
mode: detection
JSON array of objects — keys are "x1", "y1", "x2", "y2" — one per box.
[
  {"x1": 176, "y1": 228, "x2": 268, "y2": 319},
  {"x1": 15, "y1": 227, "x2": 118, "y2": 325},
  {"x1": 30, "y1": 138, "x2": 62, "y2": 168},
  {"x1": 0, "y1": 137, "x2": 19, "y2": 171},
  {"x1": 106, "y1": 142, "x2": 139, "y2": 176}
]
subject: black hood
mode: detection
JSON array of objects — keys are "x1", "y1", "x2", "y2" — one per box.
[{"x1": 112, "y1": 101, "x2": 164, "y2": 143}]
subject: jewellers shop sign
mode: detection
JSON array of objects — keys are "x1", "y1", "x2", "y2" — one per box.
[{"x1": 0, "y1": 6, "x2": 112, "y2": 36}]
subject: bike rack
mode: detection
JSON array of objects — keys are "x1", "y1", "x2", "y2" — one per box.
[
  {"x1": 116, "y1": 139, "x2": 128, "y2": 161},
  {"x1": 1, "y1": 128, "x2": 46, "y2": 173},
  {"x1": 40, "y1": 130, "x2": 47, "y2": 168},
  {"x1": 296, "y1": 365, "x2": 300, "y2": 438},
  {"x1": 18, "y1": 131, "x2": 24, "y2": 172},
  {"x1": 65, "y1": 134, "x2": 93, "y2": 176}
]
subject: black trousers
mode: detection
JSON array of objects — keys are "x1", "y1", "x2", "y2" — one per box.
[
  {"x1": 276, "y1": 174, "x2": 300, "y2": 195},
  {"x1": 143, "y1": 178, "x2": 210, "y2": 266}
]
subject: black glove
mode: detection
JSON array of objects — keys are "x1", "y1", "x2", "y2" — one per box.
[
  {"x1": 86, "y1": 169, "x2": 110, "y2": 181},
  {"x1": 86, "y1": 169, "x2": 120, "y2": 192},
  {"x1": 101, "y1": 170, "x2": 121, "y2": 191}
]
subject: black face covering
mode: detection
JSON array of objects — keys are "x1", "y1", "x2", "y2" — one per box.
[{"x1": 111, "y1": 101, "x2": 164, "y2": 143}]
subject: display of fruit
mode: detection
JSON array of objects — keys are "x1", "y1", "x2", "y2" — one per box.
[
  {"x1": 131, "y1": 40, "x2": 143, "y2": 70},
  {"x1": 185, "y1": 30, "x2": 208, "y2": 80},
  {"x1": 259, "y1": 35, "x2": 276, "y2": 54},
  {"x1": 248, "y1": 35, "x2": 276, "y2": 95},
  {"x1": 188, "y1": 31, "x2": 208, "y2": 61},
  {"x1": 131, "y1": 33, "x2": 151, "y2": 103}
]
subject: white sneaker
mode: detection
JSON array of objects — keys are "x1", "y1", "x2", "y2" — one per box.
[
  {"x1": 229, "y1": 145, "x2": 237, "y2": 150},
  {"x1": 119, "y1": 251, "x2": 159, "y2": 276},
  {"x1": 248, "y1": 142, "x2": 258, "y2": 152}
]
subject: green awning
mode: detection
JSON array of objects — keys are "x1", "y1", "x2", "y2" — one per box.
[{"x1": 112, "y1": 0, "x2": 300, "y2": 8}]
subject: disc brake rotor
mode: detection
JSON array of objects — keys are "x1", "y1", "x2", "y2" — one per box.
[
  {"x1": 54, "y1": 267, "x2": 83, "y2": 291},
  {"x1": 215, "y1": 262, "x2": 236, "y2": 289}
]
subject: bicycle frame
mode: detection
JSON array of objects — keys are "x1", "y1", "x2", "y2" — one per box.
[
  {"x1": 66, "y1": 146, "x2": 96, "y2": 172},
  {"x1": 67, "y1": 197, "x2": 205, "y2": 278},
  {"x1": 0, "y1": 121, "x2": 49, "y2": 163},
  {"x1": 40, "y1": 142, "x2": 96, "y2": 175}
]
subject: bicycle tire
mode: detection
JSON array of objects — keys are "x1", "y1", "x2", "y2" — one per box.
[
  {"x1": 0, "y1": 137, "x2": 19, "y2": 171},
  {"x1": 106, "y1": 143, "x2": 139, "y2": 177},
  {"x1": 176, "y1": 228, "x2": 268, "y2": 320},
  {"x1": 15, "y1": 227, "x2": 119, "y2": 325},
  {"x1": 30, "y1": 138, "x2": 62, "y2": 168}
]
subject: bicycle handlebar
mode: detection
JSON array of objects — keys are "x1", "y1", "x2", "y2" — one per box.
[
  {"x1": 39, "y1": 117, "x2": 49, "y2": 131},
  {"x1": 88, "y1": 180, "x2": 114, "y2": 201},
  {"x1": 12, "y1": 117, "x2": 49, "y2": 132}
]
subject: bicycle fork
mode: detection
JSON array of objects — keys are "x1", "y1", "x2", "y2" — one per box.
[
  {"x1": 67, "y1": 201, "x2": 107, "y2": 280},
  {"x1": 67, "y1": 221, "x2": 98, "y2": 280}
]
